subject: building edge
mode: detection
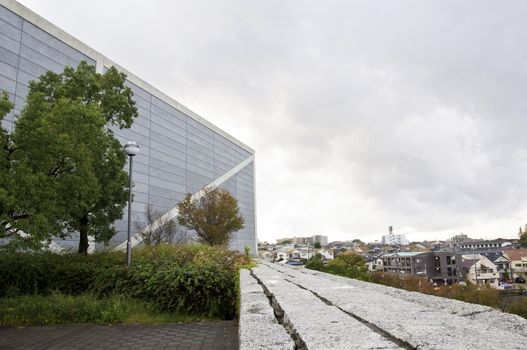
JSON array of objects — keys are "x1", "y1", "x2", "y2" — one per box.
[{"x1": 0, "y1": 0, "x2": 254, "y2": 154}]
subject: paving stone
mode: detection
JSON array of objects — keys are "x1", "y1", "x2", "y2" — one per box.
[
  {"x1": 0, "y1": 321, "x2": 238, "y2": 350},
  {"x1": 239, "y1": 269, "x2": 295, "y2": 350}
]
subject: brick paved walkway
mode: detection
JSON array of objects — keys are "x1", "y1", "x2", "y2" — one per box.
[{"x1": 0, "y1": 321, "x2": 238, "y2": 350}]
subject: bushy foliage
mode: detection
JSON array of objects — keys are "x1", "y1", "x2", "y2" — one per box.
[
  {"x1": 508, "y1": 297, "x2": 527, "y2": 318},
  {"x1": 305, "y1": 253, "x2": 371, "y2": 282},
  {"x1": 0, "y1": 251, "x2": 123, "y2": 297},
  {"x1": 371, "y1": 271, "x2": 500, "y2": 308},
  {"x1": 0, "y1": 244, "x2": 249, "y2": 319},
  {"x1": 305, "y1": 253, "x2": 324, "y2": 270},
  {"x1": 323, "y1": 254, "x2": 371, "y2": 281},
  {"x1": 177, "y1": 187, "x2": 244, "y2": 246}
]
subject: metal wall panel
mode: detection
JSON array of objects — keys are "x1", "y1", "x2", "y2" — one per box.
[{"x1": 0, "y1": 4, "x2": 256, "y2": 253}]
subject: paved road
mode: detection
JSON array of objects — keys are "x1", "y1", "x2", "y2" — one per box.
[{"x1": 0, "y1": 321, "x2": 238, "y2": 350}]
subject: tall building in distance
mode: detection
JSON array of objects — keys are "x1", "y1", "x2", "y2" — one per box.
[
  {"x1": 381, "y1": 226, "x2": 409, "y2": 246},
  {"x1": 0, "y1": 1, "x2": 256, "y2": 253},
  {"x1": 281, "y1": 235, "x2": 328, "y2": 246}
]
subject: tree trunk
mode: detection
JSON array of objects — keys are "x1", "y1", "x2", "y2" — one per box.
[{"x1": 78, "y1": 214, "x2": 90, "y2": 254}]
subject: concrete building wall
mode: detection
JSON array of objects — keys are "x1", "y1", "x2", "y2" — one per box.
[{"x1": 0, "y1": 1, "x2": 256, "y2": 253}]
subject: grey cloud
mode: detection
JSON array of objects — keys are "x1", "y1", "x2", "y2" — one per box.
[{"x1": 18, "y1": 0, "x2": 527, "y2": 241}]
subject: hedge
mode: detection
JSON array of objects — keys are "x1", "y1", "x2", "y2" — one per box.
[{"x1": 0, "y1": 244, "x2": 248, "y2": 319}]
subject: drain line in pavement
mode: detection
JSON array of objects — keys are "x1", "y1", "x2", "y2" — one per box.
[
  {"x1": 250, "y1": 270, "x2": 308, "y2": 350},
  {"x1": 284, "y1": 277, "x2": 417, "y2": 350}
]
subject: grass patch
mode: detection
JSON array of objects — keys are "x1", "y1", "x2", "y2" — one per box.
[{"x1": 0, "y1": 293, "x2": 213, "y2": 326}]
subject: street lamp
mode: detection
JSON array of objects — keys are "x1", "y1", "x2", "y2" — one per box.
[{"x1": 124, "y1": 141, "x2": 140, "y2": 267}]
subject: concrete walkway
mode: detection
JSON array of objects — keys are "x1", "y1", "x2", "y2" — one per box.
[
  {"x1": 0, "y1": 321, "x2": 238, "y2": 350},
  {"x1": 240, "y1": 263, "x2": 527, "y2": 350}
]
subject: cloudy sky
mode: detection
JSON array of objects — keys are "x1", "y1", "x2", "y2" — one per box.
[{"x1": 19, "y1": 0, "x2": 527, "y2": 243}]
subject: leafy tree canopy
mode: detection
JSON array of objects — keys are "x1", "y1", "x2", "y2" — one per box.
[
  {"x1": 177, "y1": 187, "x2": 245, "y2": 246},
  {"x1": 519, "y1": 227, "x2": 527, "y2": 247},
  {"x1": 1, "y1": 61, "x2": 137, "y2": 252}
]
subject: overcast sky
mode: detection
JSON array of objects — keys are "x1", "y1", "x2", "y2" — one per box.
[{"x1": 18, "y1": 0, "x2": 527, "y2": 243}]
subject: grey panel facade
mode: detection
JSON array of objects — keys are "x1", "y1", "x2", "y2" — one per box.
[{"x1": 0, "y1": 1, "x2": 257, "y2": 254}]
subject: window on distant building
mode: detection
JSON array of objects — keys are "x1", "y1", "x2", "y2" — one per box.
[{"x1": 447, "y1": 256, "x2": 452, "y2": 265}]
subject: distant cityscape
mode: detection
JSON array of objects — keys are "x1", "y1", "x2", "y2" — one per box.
[{"x1": 258, "y1": 226, "x2": 527, "y2": 289}]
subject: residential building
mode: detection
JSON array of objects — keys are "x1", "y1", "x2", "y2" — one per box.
[
  {"x1": 481, "y1": 252, "x2": 510, "y2": 281},
  {"x1": 381, "y1": 251, "x2": 464, "y2": 284},
  {"x1": 503, "y1": 248, "x2": 527, "y2": 280},
  {"x1": 0, "y1": 1, "x2": 256, "y2": 253},
  {"x1": 457, "y1": 239, "x2": 516, "y2": 253},
  {"x1": 462, "y1": 254, "x2": 499, "y2": 288}
]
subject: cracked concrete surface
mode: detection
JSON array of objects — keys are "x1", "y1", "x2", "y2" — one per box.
[{"x1": 240, "y1": 263, "x2": 527, "y2": 350}]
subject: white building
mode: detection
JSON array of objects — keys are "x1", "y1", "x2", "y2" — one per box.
[
  {"x1": 382, "y1": 233, "x2": 409, "y2": 246},
  {"x1": 462, "y1": 254, "x2": 499, "y2": 288},
  {"x1": 381, "y1": 226, "x2": 409, "y2": 246}
]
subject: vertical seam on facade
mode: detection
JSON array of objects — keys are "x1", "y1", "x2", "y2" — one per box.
[
  {"x1": 146, "y1": 92, "x2": 152, "y2": 208},
  {"x1": 11, "y1": 15, "x2": 23, "y2": 132}
]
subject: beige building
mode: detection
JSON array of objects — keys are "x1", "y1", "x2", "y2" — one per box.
[{"x1": 503, "y1": 248, "x2": 527, "y2": 280}]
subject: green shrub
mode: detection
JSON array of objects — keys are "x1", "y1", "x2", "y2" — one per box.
[
  {"x1": 0, "y1": 244, "x2": 244, "y2": 319},
  {"x1": 305, "y1": 253, "x2": 324, "y2": 270},
  {"x1": 0, "y1": 251, "x2": 123, "y2": 297},
  {"x1": 306, "y1": 253, "x2": 371, "y2": 282},
  {"x1": 508, "y1": 299, "x2": 527, "y2": 318}
]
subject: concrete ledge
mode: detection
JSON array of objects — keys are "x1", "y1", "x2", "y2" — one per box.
[
  {"x1": 251, "y1": 266, "x2": 402, "y2": 349},
  {"x1": 239, "y1": 269, "x2": 294, "y2": 350},
  {"x1": 255, "y1": 263, "x2": 527, "y2": 350},
  {"x1": 299, "y1": 266, "x2": 527, "y2": 338}
]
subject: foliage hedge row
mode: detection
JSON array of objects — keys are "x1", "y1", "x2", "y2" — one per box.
[{"x1": 0, "y1": 244, "x2": 249, "y2": 319}]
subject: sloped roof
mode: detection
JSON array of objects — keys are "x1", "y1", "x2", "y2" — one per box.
[
  {"x1": 503, "y1": 248, "x2": 527, "y2": 261},
  {"x1": 463, "y1": 259, "x2": 477, "y2": 268},
  {"x1": 481, "y1": 252, "x2": 507, "y2": 263}
]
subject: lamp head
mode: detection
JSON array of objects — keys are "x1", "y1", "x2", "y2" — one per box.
[{"x1": 124, "y1": 141, "x2": 140, "y2": 156}]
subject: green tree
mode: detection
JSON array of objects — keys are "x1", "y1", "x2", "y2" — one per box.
[
  {"x1": 323, "y1": 253, "x2": 371, "y2": 281},
  {"x1": 1, "y1": 92, "x2": 59, "y2": 249},
  {"x1": 313, "y1": 242, "x2": 322, "y2": 249},
  {"x1": 177, "y1": 187, "x2": 245, "y2": 246},
  {"x1": 519, "y1": 226, "x2": 527, "y2": 247},
  {"x1": 7, "y1": 61, "x2": 137, "y2": 253},
  {"x1": 305, "y1": 253, "x2": 324, "y2": 270}
]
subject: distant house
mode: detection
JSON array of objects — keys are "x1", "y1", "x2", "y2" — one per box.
[
  {"x1": 481, "y1": 252, "x2": 511, "y2": 281},
  {"x1": 318, "y1": 249, "x2": 334, "y2": 260},
  {"x1": 503, "y1": 248, "x2": 527, "y2": 280},
  {"x1": 462, "y1": 254, "x2": 499, "y2": 288}
]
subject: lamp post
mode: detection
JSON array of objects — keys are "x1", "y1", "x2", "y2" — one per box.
[{"x1": 124, "y1": 141, "x2": 140, "y2": 267}]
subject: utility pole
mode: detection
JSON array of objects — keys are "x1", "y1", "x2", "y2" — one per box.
[{"x1": 472, "y1": 246, "x2": 478, "y2": 286}]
